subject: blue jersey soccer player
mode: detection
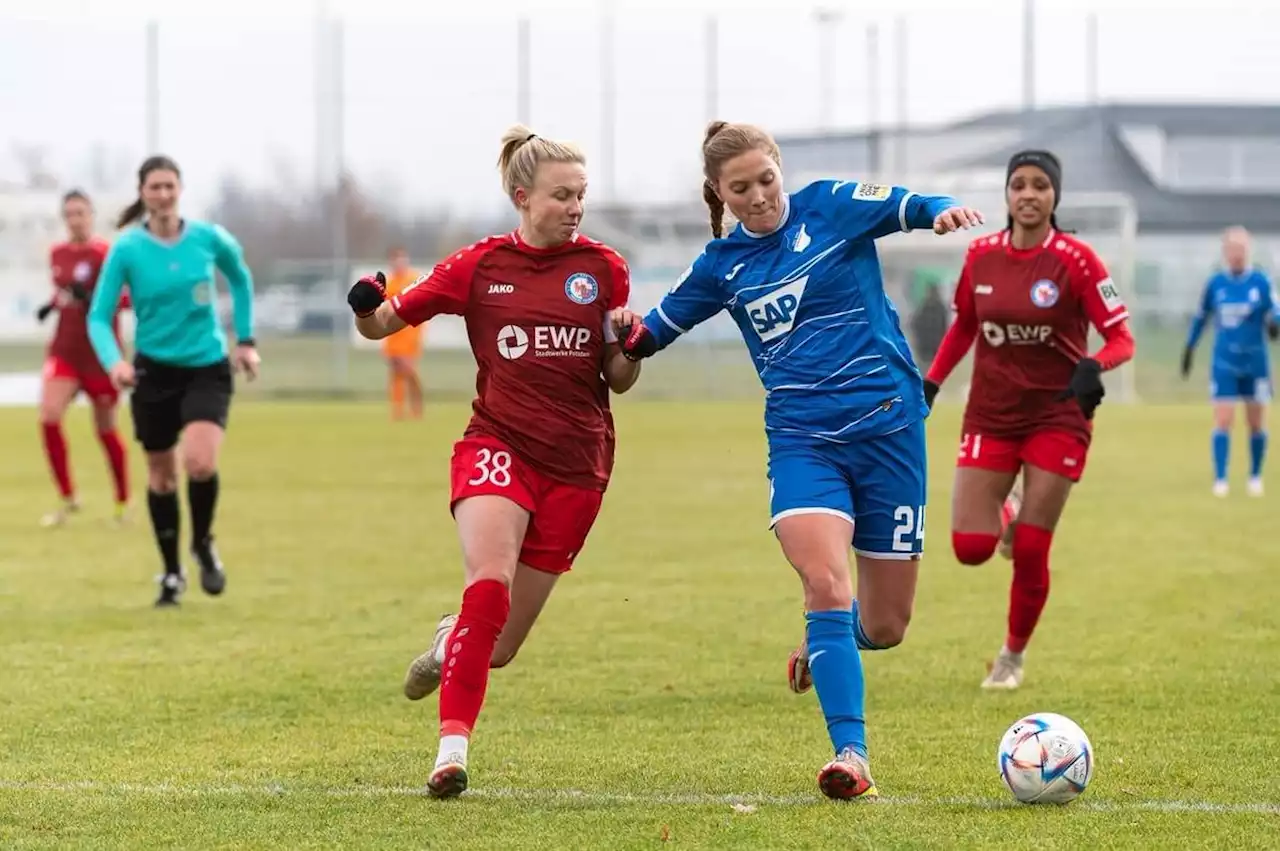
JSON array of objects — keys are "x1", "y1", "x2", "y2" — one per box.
[
  {"x1": 615, "y1": 121, "x2": 982, "y2": 800},
  {"x1": 1181, "y1": 226, "x2": 1279, "y2": 497},
  {"x1": 89, "y1": 155, "x2": 259, "y2": 607}
]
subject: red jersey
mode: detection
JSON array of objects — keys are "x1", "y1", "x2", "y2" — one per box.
[
  {"x1": 48, "y1": 239, "x2": 125, "y2": 374},
  {"x1": 937, "y1": 229, "x2": 1130, "y2": 442},
  {"x1": 391, "y1": 231, "x2": 631, "y2": 490}
]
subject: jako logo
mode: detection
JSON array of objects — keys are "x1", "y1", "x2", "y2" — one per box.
[
  {"x1": 746, "y1": 278, "x2": 808, "y2": 343},
  {"x1": 496, "y1": 325, "x2": 529, "y2": 359},
  {"x1": 488, "y1": 283, "x2": 515, "y2": 295},
  {"x1": 982, "y1": 322, "x2": 1052, "y2": 347}
]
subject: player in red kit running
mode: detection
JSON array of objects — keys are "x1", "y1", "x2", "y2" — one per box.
[
  {"x1": 922, "y1": 150, "x2": 1135, "y2": 690},
  {"x1": 37, "y1": 190, "x2": 131, "y2": 527},
  {"x1": 346, "y1": 125, "x2": 640, "y2": 798}
]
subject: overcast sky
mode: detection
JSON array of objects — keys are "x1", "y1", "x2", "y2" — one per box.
[{"x1": 2, "y1": 0, "x2": 1277, "y2": 217}]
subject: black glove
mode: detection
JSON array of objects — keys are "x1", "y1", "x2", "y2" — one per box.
[
  {"x1": 1057, "y1": 357, "x2": 1105, "y2": 420},
  {"x1": 619, "y1": 321, "x2": 658, "y2": 362},
  {"x1": 35, "y1": 301, "x2": 56, "y2": 323},
  {"x1": 347, "y1": 272, "x2": 387, "y2": 317},
  {"x1": 923, "y1": 379, "x2": 940, "y2": 410},
  {"x1": 1268, "y1": 320, "x2": 1279, "y2": 342},
  {"x1": 67, "y1": 282, "x2": 90, "y2": 303},
  {"x1": 1180, "y1": 346, "x2": 1194, "y2": 379}
]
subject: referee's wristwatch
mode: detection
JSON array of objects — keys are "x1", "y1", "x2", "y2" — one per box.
[{"x1": 237, "y1": 338, "x2": 257, "y2": 348}]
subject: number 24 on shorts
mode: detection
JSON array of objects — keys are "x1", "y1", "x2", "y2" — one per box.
[
  {"x1": 892, "y1": 505, "x2": 926, "y2": 552},
  {"x1": 468, "y1": 448, "x2": 513, "y2": 488}
]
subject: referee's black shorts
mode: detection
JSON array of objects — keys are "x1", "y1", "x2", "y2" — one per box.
[{"x1": 130, "y1": 354, "x2": 234, "y2": 452}]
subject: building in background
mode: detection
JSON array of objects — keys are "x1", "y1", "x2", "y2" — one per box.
[
  {"x1": 778, "y1": 102, "x2": 1280, "y2": 326},
  {"x1": 590, "y1": 103, "x2": 1280, "y2": 331}
]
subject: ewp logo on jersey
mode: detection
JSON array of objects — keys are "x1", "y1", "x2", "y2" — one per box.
[
  {"x1": 496, "y1": 325, "x2": 530, "y2": 359},
  {"x1": 746, "y1": 278, "x2": 808, "y2": 343},
  {"x1": 496, "y1": 324, "x2": 592, "y2": 360}
]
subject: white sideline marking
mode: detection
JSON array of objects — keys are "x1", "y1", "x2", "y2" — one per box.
[{"x1": 0, "y1": 780, "x2": 1276, "y2": 814}]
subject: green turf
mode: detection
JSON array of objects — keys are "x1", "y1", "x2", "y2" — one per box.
[
  {"x1": 0, "y1": 320, "x2": 1219, "y2": 404},
  {"x1": 1, "y1": 400, "x2": 1277, "y2": 849}
]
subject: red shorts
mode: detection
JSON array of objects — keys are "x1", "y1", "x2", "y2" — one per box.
[
  {"x1": 449, "y1": 435, "x2": 605, "y2": 575},
  {"x1": 43, "y1": 355, "x2": 117, "y2": 405},
  {"x1": 956, "y1": 429, "x2": 1089, "y2": 482}
]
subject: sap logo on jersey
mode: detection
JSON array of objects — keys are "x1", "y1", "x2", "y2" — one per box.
[
  {"x1": 982, "y1": 321, "x2": 1052, "y2": 347},
  {"x1": 746, "y1": 278, "x2": 808, "y2": 343},
  {"x1": 496, "y1": 325, "x2": 593, "y2": 360}
]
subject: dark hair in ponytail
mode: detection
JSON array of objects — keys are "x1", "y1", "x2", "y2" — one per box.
[
  {"x1": 700, "y1": 119, "x2": 781, "y2": 239},
  {"x1": 118, "y1": 155, "x2": 181, "y2": 229}
]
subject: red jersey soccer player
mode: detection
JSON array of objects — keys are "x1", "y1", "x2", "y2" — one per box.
[
  {"x1": 923, "y1": 150, "x2": 1135, "y2": 690},
  {"x1": 346, "y1": 125, "x2": 640, "y2": 799},
  {"x1": 37, "y1": 190, "x2": 131, "y2": 527}
]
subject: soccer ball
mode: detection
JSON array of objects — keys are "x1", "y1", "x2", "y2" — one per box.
[{"x1": 997, "y1": 712, "x2": 1094, "y2": 804}]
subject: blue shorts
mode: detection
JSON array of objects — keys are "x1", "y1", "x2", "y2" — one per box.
[
  {"x1": 767, "y1": 420, "x2": 927, "y2": 560},
  {"x1": 1210, "y1": 369, "x2": 1271, "y2": 403}
]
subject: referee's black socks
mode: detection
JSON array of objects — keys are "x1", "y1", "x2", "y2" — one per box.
[
  {"x1": 146, "y1": 489, "x2": 182, "y2": 576},
  {"x1": 188, "y1": 473, "x2": 219, "y2": 549}
]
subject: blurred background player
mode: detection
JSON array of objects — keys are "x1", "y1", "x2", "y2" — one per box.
[
  {"x1": 37, "y1": 189, "x2": 131, "y2": 526},
  {"x1": 346, "y1": 125, "x2": 638, "y2": 799},
  {"x1": 1180, "y1": 226, "x2": 1278, "y2": 497},
  {"x1": 922, "y1": 150, "x2": 1136, "y2": 690},
  {"x1": 616, "y1": 120, "x2": 982, "y2": 800},
  {"x1": 381, "y1": 246, "x2": 425, "y2": 419},
  {"x1": 89, "y1": 155, "x2": 259, "y2": 608}
]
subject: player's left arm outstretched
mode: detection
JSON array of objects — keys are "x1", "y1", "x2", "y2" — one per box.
[
  {"x1": 1061, "y1": 253, "x2": 1136, "y2": 418},
  {"x1": 828, "y1": 181, "x2": 984, "y2": 241}
]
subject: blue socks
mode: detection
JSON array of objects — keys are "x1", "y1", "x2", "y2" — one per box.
[
  {"x1": 852, "y1": 598, "x2": 890, "y2": 651},
  {"x1": 1250, "y1": 430, "x2": 1268, "y2": 478},
  {"x1": 805, "y1": 609, "x2": 867, "y2": 759},
  {"x1": 1214, "y1": 428, "x2": 1268, "y2": 481},
  {"x1": 1213, "y1": 429, "x2": 1230, "y2": 482}
]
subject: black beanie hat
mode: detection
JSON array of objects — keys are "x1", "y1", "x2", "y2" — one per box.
[{"x1": 1007, "y1": 149, "x2": 1062, "y2": 210}]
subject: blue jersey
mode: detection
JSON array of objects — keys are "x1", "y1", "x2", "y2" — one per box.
[
  {"x1": 89, "y1": 220, "x2": 254, "y2": 370},
  {"x1": 641, "y1": 179, "x2": 956, "y2": 444},
  {"x1": 1187, "y1": 268, "x2": 1277, "y2": 378}
]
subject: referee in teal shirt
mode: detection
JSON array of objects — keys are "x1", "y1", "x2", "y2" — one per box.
[{"x1": 89, "y1": 155, "x2": 260, "y2": 607}]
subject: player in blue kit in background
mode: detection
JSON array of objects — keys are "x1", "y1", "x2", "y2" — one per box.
[
  {"x1": 89, "y1": 155, "x2": 260, "y2": 607},
  {"x1": 614, "y1": 121, "x2": 983, "y2": 799},
  {"x1": 1181, "y1": 226, "x2": 1278, "y2": 497}
]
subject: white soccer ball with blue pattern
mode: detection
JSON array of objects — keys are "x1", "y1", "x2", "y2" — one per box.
[{"x1": 997, "y1": 712, "x2": 1094, "y2": 804}]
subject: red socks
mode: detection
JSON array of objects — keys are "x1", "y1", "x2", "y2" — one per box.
[
  {"x1": 97, "y1": 430, "x2": 128, "y2": 504},
  {"x1": 1006, "y1": 524, "x2": 1053, "y2": 653},
  {"x1": 42, "y1": 422, "x2": 73, "y2": 500},
  {"x1": 952, "y1": 531, "x2": 999, "y2": 566},
  {"x1": 438, "y1": 579, "x2": 511, "y2": 738}
]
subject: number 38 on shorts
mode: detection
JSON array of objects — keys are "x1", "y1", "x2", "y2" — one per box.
[{"x1": 448, "y1": 435, "x2": 607, "y2": 576}]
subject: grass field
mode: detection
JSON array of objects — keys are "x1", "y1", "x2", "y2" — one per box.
[{"x1": 1, "y1": 398, "x2": 1278, "y2": 849}]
